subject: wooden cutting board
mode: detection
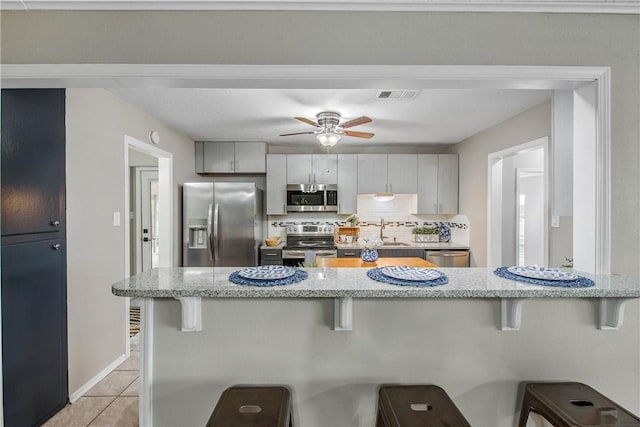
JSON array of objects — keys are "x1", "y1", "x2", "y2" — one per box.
[{"x1": 316, "y1": 257, "x2": 438, "y2": 268}]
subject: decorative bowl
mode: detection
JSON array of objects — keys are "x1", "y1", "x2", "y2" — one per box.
[{"x1": 265, "y1": 237, "x2": 281, "y2": 247}]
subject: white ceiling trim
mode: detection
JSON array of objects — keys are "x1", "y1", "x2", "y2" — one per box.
[
  {"x1": 1, "y1": 64, "x2": 610, "y2": 90},
  {"x1": 2, "y1": 0, "x2": 639, "y2": 13}
]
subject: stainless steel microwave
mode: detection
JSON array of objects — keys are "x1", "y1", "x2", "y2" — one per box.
[{"x1": 286, "y1": 184, "x2": 338, "y2": 212}]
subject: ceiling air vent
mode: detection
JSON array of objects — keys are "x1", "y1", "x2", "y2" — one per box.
[{"x1": 376, "y1": 90, "x2": 420, "y2": 100}]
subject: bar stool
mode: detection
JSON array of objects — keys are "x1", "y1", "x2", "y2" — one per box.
[
  {"x1": 206, "y1": 385, "x2": 293, "y2": 427},
  {"x1": 518, "y1": 382, "x2": 640, "y2": 427},
  {"x1": 376, "y1": 385, "x2": 471, "y2": 427}
]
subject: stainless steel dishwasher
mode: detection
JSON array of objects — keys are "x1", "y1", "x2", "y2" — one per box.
[{"x1": 425, "y1": 250, "x2": 470, "y2": 267}]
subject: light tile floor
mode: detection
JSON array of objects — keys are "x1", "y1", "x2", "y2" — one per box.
[{"x1": 44, "y1": 336, "x2": 140, "y2": 427}]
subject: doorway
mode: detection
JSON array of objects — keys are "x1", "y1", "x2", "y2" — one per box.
[
  {"x1": 516, "y1": 169, "x2": 545, "y2": 266},
  {"x1": 131, "y1": 166, "x2": 159, "y2": 274},
  {"x1": 124, "y1": 135, "x2": 173, "y2": 355},
  {"x1": 487, "y1": 137, "x2": 549, "y2": 268}
]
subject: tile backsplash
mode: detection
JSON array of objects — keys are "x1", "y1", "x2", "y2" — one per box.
[{"x1": 267, "y1": 194, "x2": 470, "y2": 246}]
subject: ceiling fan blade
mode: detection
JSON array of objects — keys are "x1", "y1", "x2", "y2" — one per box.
[
  {"x1": 344, "y1": 130, "x2": 374, "y2": 139},
  {"x1": 295, "y1": 116, "x2": 319, "y2": 127},
  {"x1": 280, "y1": 132, "x2": 316, "y2": 136},
  {"x1": 341, "y1": 116, "x2": 372, "y2": 129}
]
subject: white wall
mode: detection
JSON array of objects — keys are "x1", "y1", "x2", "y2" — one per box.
[
  {"x1": 451, "y1": 101, "x2": 554, "y2": 266},
  {"x1": 65, "y1": 89, "x2": 204, "y2": 395}
]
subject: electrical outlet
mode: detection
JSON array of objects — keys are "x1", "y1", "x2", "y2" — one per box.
[
  {"x1": 551, "y1": 215, "x2": 560, "y2": 228},
  {"x1": 113, "y1": 211, "x2": 121, "y2": 227}
]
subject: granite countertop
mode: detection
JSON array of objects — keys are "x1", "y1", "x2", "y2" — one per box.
[
  {"x1": 335, "y1": 242, "x2": 470, "y2": 250},
  {"x1": 112, "y1": 267, "x2": 640, "y2": 299},
  {"x1": 260, "y1": 243, "x2": 285, "y2": 250}
]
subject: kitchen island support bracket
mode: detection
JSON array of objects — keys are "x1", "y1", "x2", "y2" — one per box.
[
  {"x1": 599, "y1": 298, "x2": 632, "y2": 329},
  {"x1": 501, "y1": 298, "x2": 525, "y2": 331},
  {"x1": 174, "y1": 297, "x2": 202, "y2": 332},
  {"x1": 334, "y1": 297, "x2": 353, "y2": 331}
]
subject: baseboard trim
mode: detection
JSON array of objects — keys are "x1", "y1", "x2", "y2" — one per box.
[{"x1": 69, "y1": 353, "x2": 128, "y2": 403}]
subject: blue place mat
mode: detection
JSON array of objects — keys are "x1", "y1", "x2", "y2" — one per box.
[
  {"x1": 494, "y1": 267, "x2": 594, "y2": 288},
  {"x1": 229, "y1": 268, "x2": 308, "y2": 287},
  {"x1": 367, "y1": 268, "x2": 448, "y2": 287}
]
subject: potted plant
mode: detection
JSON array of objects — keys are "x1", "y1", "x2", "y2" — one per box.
[
  {"x1": 345, "y1": 214, "x2": 359, "y2": 226},
  {"x1": 412, "y1": 226, "x2": 440, "y2": 243}
]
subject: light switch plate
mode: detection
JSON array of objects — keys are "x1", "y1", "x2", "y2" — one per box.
[
  {"x1": 551, "y1": 215, "x2": 560, "y2": 228},
  {"x1": 113, "y1": 211, "x2": 121, "y2": 227}
]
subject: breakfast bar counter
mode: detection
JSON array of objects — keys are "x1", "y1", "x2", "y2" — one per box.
[{"x1": 111, "y1": 267, "x2": 640, "y2": 427}]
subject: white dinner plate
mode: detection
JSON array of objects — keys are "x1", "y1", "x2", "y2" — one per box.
[
  {"x1": 507, "y1": 266, "x2": 578, "y2": 281},
  {"x1": 380, "y1": 266, "x2": 442, "y2": 282},
  {"x1": 238, "y1": 265, "x2": 296, "y2": 280}
]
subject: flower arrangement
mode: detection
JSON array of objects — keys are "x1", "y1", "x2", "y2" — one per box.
[
  {"x1": 357, "y1": 237, "x2": 383, "y2": 250},
  {"x1": 345, "y1": 214, "x2": 359, "y2": 226}
]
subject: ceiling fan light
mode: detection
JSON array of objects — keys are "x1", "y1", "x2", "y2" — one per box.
[
  {"x1": 316, "y1": 132, "x2": 341, "y2": 147},
  {"x1": 372, "y1": 192, "x2": 395, "y2": 202}
]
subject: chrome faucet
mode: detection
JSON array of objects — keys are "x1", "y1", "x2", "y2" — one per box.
[{"x1": 380, "y1": 218, "x2": 388, "y2": 240}]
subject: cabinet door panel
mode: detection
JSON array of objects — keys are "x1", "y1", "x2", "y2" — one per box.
[
  {"x1": 312, "y1": 154, "x2": 338, "y2": 184},
  {"x1": 2, "y1": 238, "x2": 68, "y2": 426},
  {"x1": 203, "y1": 142, "x2": 235, "y2": 173},
  {"x1": 357, "y1": 154, "x2": 387, "y2": 194},
  {"x1": 417, "y1": 155, "x2": 439, "y2": 214},
  {"x1": 438, "y1": 154, "x2": 459, "y2": 214},
  {"x1": 234, "y1": 142, "x2": 266, "y2": 173},
  {"x1": 337, "y1": 154, "x2": 357, "y2": 214},
  {"x1": 266, "y1": 155, "x2": 287, "y2": 214},
  {"x1": 1, "y1": 89, "x2": 65, "y2": 236},
  {"x1": 286, "y1": 154, "x2": 313, "y2": 184},
  {"x1": 388, "y1": 154, "x2": 417, "y2": 193}
]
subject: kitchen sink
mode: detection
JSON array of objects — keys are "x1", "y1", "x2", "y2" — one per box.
[{"x1": 382, "y1": 242, "x2": 410, "y2": 246}]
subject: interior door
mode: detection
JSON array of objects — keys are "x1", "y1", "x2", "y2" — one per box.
[{"x1": 136, "y1": 168, "x2": 158, "y2": 273}]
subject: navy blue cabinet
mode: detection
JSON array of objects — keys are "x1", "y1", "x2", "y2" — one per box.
[
  {"x1": 1, "y1": 89, "x2": 65, "y2": 238},
  {"x1": 1, "y1": 238, "x2": 68, "y2": 426},
  {"x1": 1, "y1": 89, "x2": 68, "y2": 426}
]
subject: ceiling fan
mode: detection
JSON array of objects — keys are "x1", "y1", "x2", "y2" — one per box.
[{"x1": 280, "y1": 111, "x2": 374, "y2": 147}]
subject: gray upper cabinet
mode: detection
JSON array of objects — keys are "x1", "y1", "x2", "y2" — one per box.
[
  {"x1": 437, "y1": 154, "x2": 459, "y2": 214},
  {"x1": 286, "y1": 154, "x2": 337, "y2": 184},
  {"x1": 417, "y1": 154, "x2": 458, "y2": 214},
  {"x1": 387, "y1": 154, "x2": 417, "y2": 194},
  {"x1": 357, "y1": 154, "x2": 387, "y2": 194},
  {"x1": 358, "y1": 154, "x2": 417, "y2": 194},
  {"x1": 266, "y1": 154, "x2": 287, "y2": 215},
  {"x1": 196, "y1": 142, "x2": 266, "y2": 173},
  {"x1": 286, "y1": 154, "x2": 313, "y2": 183},
  {"x1": 337, "y1": 154, "x2": 357, "y2": 214},
  {"x1": 234, "y1": 142, "x2": 267, "y2": 173}
]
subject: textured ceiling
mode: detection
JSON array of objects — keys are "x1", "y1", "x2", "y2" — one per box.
[{"x1": 109, "y1": 88, "x2": 551, "y2": 145}]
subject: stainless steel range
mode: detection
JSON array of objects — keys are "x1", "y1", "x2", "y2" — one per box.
[{"x1": 282, "y1": 224, "x2": 337, "y2": 266}]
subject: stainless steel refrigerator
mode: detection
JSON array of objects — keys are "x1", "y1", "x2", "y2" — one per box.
[{"x1": 183, "y1": 182, "x2": 263, "y2": 267}]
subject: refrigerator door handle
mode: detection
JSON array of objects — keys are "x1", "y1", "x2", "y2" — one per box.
[
  {"x1": 213, "y1": 203, "x2": 220, "y2": 263},
  {"x1": 207, "y1": 203, "x2": 213, "y2": 261}
]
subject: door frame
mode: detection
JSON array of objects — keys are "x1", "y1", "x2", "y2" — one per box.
[
  {"x1": 487, "y1": 137, "x2": 549, "y2": 268},
  {"x1": 123, "y1": 136, "x2": 173, "y2": 353}
]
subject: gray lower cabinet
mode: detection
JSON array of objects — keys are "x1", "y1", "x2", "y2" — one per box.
[
  {"x1": 377, "y1": 248, "x2": 424, "y2": 258},
  {"x1": 260, "y1": 248, "x2": 283, "y2": 265},
  {"x1": 337, "y1": 248, "x2": 424, "y2": 258},
  {"x1": 337, "y1": 249, "x2": 361, "y2": 258}
]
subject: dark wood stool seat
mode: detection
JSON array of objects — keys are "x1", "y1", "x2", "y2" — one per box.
[
  {"x1": 518, "y1": 382, "x2": 640, "y2": 427},
  {"x1": 376, "y1": 385, "x2": 471, "y2": 427},
  {"x1": 206, "y1": 386, "x2": 293, "y2": 427}
]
